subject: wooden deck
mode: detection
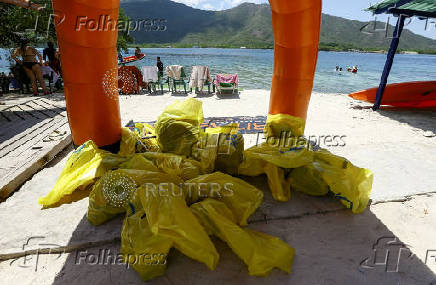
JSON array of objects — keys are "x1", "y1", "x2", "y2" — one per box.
[{"x1": 0, "y1": 97, "x2": 71, "y2": 201}]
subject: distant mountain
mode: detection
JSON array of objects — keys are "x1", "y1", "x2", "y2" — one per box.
[
  {"x1": 120, "y1": 0, "x2": 436, "y2": 52},
  {"x1": 320, "y1": 14, "x2": 435, "y2": 52}
]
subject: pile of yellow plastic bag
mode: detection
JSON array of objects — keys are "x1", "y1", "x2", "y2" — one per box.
[{"x1": 38, "y1": 98, "x2": 373, "y2": 281}]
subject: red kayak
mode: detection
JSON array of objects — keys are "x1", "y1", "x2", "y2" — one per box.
[
  {"x1": 119, "y1": 53, "x2": 145, "y2": 64},
  {"x1": 349, "y1": 81, "x2": 436, "y2": 108}
]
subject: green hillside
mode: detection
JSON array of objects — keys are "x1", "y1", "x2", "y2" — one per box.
[{"x1": 120, "y1": 0, "x2": 436, "y2": 52}]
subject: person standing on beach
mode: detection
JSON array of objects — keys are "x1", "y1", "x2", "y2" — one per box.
[
  {"x1": 157, "y1": 56, "x2": 164, "y2": 77},
  {"x1": 11, "y1": 38, "x2": 50, "y2": 96}
]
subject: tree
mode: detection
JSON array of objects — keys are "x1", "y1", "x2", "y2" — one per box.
[
  {"x1": 117, "y1": 8, "x2": 135, "y2": 53},
  {"x1": 0, "y1": 1, "x2": 134, "y2": 52},
  {"x1": 0, "y1": 0, "x2": 56, "y2": 48}
]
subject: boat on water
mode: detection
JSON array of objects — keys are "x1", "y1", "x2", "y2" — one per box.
[
  {"x1": 119, "y1": 54, "x2": 145, "y2": 65},
  {"x1": 349, "y1": 81, "x2": 436, "y2": 108}
]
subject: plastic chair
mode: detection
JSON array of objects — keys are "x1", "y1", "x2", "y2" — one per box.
[
  {"x1": 166, "y1": 65, "x2": 189, "y2": 94},
  {"x1": 214, "y1": 74, "x2": 238, "y2": 95},
  {"x1": 189, "y1": 66, "x2": 213, "y2": 94}
]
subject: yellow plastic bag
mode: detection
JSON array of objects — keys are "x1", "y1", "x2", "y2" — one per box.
[
  {"x1": 137, "y1": 183, "x2": 219, "y2": 270},
  {"x1": 186, "y1": 172, "x2": 263, "y2": 226},
  {"x1": 264, "y1": 113, "x2": 306, "y2": 138},
  {"x1": 121, "y1": 209, "x2": 172, "y2": 281},
  {"x1": 119, "y1": 124, "x2": 160, "y2": 156},
  {"x1": 239, "y1": 113, "x2": 311, "y2": 176},
  {"x1": 155, "y1": 98, "x2": 204, "y2": 156},
  {"x1": 264, "y1": 163, "x2": 292, "y2": 202},
  {"x1": 240, "y1": 143, "x2": 313, "y2": 172},
  {"x1": 192, "y1": 123, "x2": 244, "y2": 175},
  {"x1": 87, "y1": 170, "x2": 137, "y2": 226},
  {"x1": 289, "y1": 149, "x2": 373, "y2": 213},
  {"x1": 141, "y1": 152, "x2": 203, "y2": 181},
  {"x1": 289, "y1": 163, "x2": 330, "y2": 197},
  {"x1": 87, "y1": 159, "x2": 184, "y2": 226},
  {"x1": 191, "y1": 199, "x2": 294, "y2": 277},
  {"x1": 134, "y1": 123, "x2": 160, "y2": 153},
  {"x1": 310, "y1": 150, "x2": 373, "y2": 213},
  {"x1": 119, "y1": 154, "x2": 160, "y2": 172},
  {"x1": 38, "y1": 141, "x2": 127, "y2": 208},
  {"x1": 238, "y1": 143, "x2": 312, "y2": 202},
  {"x1": 119, "y1": 127, "x2": 138, "y2": 156}
]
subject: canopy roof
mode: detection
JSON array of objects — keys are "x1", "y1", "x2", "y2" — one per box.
[{"x1": 366, "y1": 0, "x2": 436, "y2": 18}]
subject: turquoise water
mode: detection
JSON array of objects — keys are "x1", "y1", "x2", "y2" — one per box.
[{"x1": 1, "y1": 48, "x2": 435, "y2": 94}]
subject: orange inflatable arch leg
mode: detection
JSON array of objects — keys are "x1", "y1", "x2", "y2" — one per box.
[
  {"x1": 53, "y1": 0, "x2": 121, "y2": 148},
  {"x1": 269, "y1": 0, "x2": 322, "y2": 120},
  {"x1": 53, "y1": 0, "x2": 321, "y2": 147}
]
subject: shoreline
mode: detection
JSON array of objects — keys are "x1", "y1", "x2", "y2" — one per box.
[
  {"x1": 1, "y1": 46, "x2": 435, "y2": 55},
  {"x1": 128, "y1": 45, "x2": 436, "y2": 55}
]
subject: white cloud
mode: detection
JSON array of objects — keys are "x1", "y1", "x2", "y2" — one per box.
[{"x1": 171, "y1": 0, "x2": 268, "y2": 10}]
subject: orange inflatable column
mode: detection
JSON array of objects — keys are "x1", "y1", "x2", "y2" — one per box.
[
  {"x1": 269, "y1": 0, "x2": 322, "y2": 120},
  {"x1": 52, "y1": 0, "x2": 121, "y2": 147}
]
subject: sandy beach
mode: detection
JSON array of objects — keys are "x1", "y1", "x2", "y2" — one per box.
[
  {"x1": 114, "y1": 89, "x2": 436, "y2": 202},
  {"x1": 3, "y1": 89, "x2": 434, "y2": 202},
  {"x1": 0, "y1": 89, "x2": 435, "y2": 284}
]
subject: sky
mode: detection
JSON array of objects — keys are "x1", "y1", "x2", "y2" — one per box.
[{"x1": 171, "y1": 0, "x2": 436, "y2": 39}]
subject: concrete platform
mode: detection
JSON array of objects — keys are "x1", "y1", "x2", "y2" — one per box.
[
  {"x1": 0, "y1": 90, "x2": 435, "y2": 284},
  {"x1": 0, "y1": 96, "x2": 71, "y2": 200},
  {"x1": 0, "y1": 144, "x2": 435, "y2": 284}
]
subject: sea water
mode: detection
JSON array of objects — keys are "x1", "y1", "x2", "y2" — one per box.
[{"x1": 1, "y1": 48, "x2": 435, "y2": 94}]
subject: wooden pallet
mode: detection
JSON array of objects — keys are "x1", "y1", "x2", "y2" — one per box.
[{"x1": 0, "y1": 98, "x2": 72, "y2": 201}]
